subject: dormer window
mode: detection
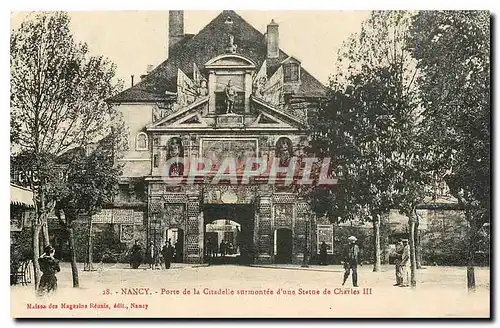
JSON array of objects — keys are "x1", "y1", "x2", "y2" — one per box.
[
  {"x1": 284, "y1": 63, "x2": 300, "y2": 83},
  {"x1": 136, "y1": 132, "x2": 148, "y2": 151}
]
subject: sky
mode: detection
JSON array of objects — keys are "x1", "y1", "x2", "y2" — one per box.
[{"x1": 10, "y1": 11, "x2": 371, "y2": 88}]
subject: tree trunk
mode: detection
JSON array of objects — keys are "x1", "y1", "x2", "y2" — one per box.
[
  {"x1": 372, "y1": 215, "x2": 381, "y2": 272},
  {"x1": 39, "y1": 190, "x2": 50, "y2": 247},
  {"x1": 414, "y1": 217, "x2": 422, "y2": 269},
  {"x1": 41, "y1": 219, "x2": 50, "y2": 247},
  {"x1": 467, "y1": 266, "x2": 476, "y2": 291},
  {"x1": 408, "y1": 212, "x2": 417, "y2": 288},
  {"x1": 67, "y1": 224, "x2": 79, "y2": 288},
  {"x1": 466, "y1": 214, "x2": 479, "y2": 292},
  {"x1": 85, "y1": 217, "x2": 94, "y2": 271},
  {"x1": 32, "y1": 223, "x2": 41, "y2": 291}
]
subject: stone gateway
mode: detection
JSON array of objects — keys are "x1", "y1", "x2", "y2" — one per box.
[{"x1": 106, "y1": 10, "x2": 328, "y2": 264}]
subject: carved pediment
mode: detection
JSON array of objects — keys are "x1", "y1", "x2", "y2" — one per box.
[
  {"x1": 146, "y1": 95, "x2": 305, "y2": 131},
  {"x1": 148, "y1": 97, "x2": 209, "y2": 129},
  {"x1": 251, "y1": 96, "x2": 306, "y2": 128},
  {"x1": 180, "y1": 115, "x2": 202, "y2": 125},
  {"x1": 205, "y1": 54, "x2": 256, "y2": 69},
  {"x1": 257, "y1": 113, "x2": 279, "y2": 124}
]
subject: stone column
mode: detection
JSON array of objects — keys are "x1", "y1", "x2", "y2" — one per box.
[
  {"x1": 208, "y1": 70, "x2": 216, "y2": 114},
  {"x1": 257, "y1": 194, "x2": 273, "y2": 264},
  {"x1": 185, "y1": 189, "x2": 202, "y2": 264},
  {"x1": 293, "y1": 201, "x2": 309, "y2": 264}
]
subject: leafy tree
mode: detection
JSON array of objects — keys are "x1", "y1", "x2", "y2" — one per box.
[
  {"x1": 317, "y1": 11, "x2": 420, "y2": 273},
  {"x1": 10, "y1": 12, "x2": 123, "y2": 290},
  {"x1": 407, "y1": 10, "x2": 490, "y2": 290},
  {"x1": 55, "y1": 133, "x2": 124, "y2": 287}
]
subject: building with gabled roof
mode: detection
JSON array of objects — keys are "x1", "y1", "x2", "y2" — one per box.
[{"x1": 104, "y1": 10, "x2": 329, "y2": 265}]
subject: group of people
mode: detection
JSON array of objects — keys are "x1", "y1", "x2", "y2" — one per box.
[
  {"x1": 339, "y1": 235, "x2": 412, "y2": 288},
  {"x1": 393, "y1": 239, "x2": 411, "y2": 287},
  {"x1": 129, "y1": 239, "x2": 180, "y2": 270},
  {"x1": 31, "y1": 235, "x2": 412, "y2": 298},
  {"x1": 219, "y1": 240, "x2": 236, "y2": 257},
  {"x1": 205, "y1": 239, "x2": 236, "y2": 258}
]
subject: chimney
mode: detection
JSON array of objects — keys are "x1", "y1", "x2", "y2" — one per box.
[
  {"x1": 141, "y1": 65, "x2": 154, "y2": 80},
  {"x1": 169, "y1": 11, "x2": 184, "y2": 56},
  {"x1": 267, "y1": 19, "x2": 279, "y2": 59},
  {"x1": 131, "y1": 75, "x2": 134, "y2": 87}
]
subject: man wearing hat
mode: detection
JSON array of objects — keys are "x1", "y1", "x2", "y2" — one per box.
[
  {"x1": 342, "y1": 236, "x2": 360, "y2": 287},
  {"x1": 399, "y1": 239, "x2": 410, "y2": 287}
]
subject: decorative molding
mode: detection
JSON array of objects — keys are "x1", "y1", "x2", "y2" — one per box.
[
  {"x1": 273, "y1": 193, "x2": 297, "y2": 204},
  {"x1": 118, "y1": 158, "x2": 151, "y2": 162},
  {"x1": 204, "y1": 54, "x2": 256, "y2": 69}
]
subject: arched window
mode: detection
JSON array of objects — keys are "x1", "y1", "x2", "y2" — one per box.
[{"x1": 136, "y1": 132, "x2": 148, "y2": 151}]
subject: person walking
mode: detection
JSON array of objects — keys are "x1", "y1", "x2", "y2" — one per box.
[
  {"x1": 161, "y1": 241, "x2": 173, "y2": 269},
  {"x1": 319, "y1": 241, "x2": 328, "y2": 265},
  {"x1": 37, "y1": 245, "x2": 61, "y2": 297},
  {"x1": 394, "y1": 240, "x2": 404, "y2": 286},
  {"x1": 399, "y1": 239, "x2": 411, "y2": 287},
  {"x1": 342, "y1": 236, "x2": 360, "y2": 287}
]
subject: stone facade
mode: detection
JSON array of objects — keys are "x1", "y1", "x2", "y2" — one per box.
[{"x1": 104, "y1": 10, "x2": 328, "y2": 264}]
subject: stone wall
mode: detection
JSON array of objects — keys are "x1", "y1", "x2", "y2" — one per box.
[
  {"x1": 116, "y1": 103, "x2": 153, "y2": 178},
  {"x1": 48, "y1": 210, "x2": 147, "y2": 264}
]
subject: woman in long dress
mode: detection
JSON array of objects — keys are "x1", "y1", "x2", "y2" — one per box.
[
  {"x1": 37, "y1": 245, "x2": 60, "y2": 297},
  {"x1": 130, "y1": 239, "x2": 143, "y2": 269}
]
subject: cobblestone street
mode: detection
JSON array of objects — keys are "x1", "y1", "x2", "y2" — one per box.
[{"x1": 11, "y1": 263, "x2": 490, "y2": 318}]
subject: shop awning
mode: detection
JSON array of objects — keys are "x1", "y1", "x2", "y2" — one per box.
[{"x1": 10, "y1": 184, "x2": 34, "y2": 207}]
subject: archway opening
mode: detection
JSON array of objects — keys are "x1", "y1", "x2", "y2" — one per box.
[
  {"x1": 164, "y1": 228, "x2": 184, "y2": 263},
  {"x1": 203, "y1": 204, "x2": 255, "y2": 265}
]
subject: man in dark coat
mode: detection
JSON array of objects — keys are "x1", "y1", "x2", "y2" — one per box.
[
  {"x1": 319, "y1": 241, "x2": 328, "y2": 265},
  {"x1": 130, "y1": 239, "x2": 143, "y2": 269},
  {"x1": 220, "y1": 240, "x2": 226, "y2": 257},
  {"x1": 342, "y1": 236, "x2": 360, "y2": 287},
  {"x1": 161, "y1": 241, "x2": 173, "y2": 269},
  {"x1": 174, "y1": 239, "x2": 182, "y2": 262},
  {"x1": 205, "y1": 239, "x2": 212, "y2": 257}
]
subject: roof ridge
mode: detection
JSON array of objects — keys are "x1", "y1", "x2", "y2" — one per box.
[{"x1": 108, "y1": 11, "x2": 327, "y2": 103}]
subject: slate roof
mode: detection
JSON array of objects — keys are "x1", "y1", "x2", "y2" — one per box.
[{"x1": 109, "y1": 10, "x2": 328, "y2": 103}]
